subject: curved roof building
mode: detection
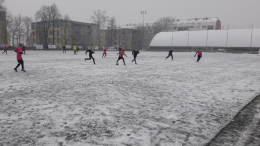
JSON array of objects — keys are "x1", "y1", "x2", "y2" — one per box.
[{"x1": 149, "y1": 29, "x2": 260, "y2": 53}]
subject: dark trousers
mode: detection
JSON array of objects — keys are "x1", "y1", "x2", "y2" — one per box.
[
  {"x1": 117, "y1": 57, "x2": 125, "y2": 65},
  {"x1": 63, "y1": 49, "x2": 66, "y2": 53},
  {"x1": 102, "y1": 53, "x2": 107, "y2": 58},
  {"x1": 2, "y1": 50, "x2": 7, "y2": 54},
  {"x1": 86, "y1": 56, "x2": 95, "y2": 64},
  {"x1": 132, "y1": 55, "x2": 137, "y2": 64},
  {"x1": 74, "y1": 50, "x2": 77, "y2": 55},
  {"x1": 15, "y1": 60, "x2": 24, "y2": 69},
  {"x1": 197, "y1": 55, "x2": 201, "y2": 62},
  {"x1": 166, "y1": 54, "x2": 173, "y2": 60}
]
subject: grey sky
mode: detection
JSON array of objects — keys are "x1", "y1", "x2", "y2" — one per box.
[{"x1": 4, "y1": 0, "x2": 260, "y2": 28}]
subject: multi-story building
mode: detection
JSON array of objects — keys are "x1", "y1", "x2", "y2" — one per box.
[
  {"x1": 0, "y1": 10, "x2": 10, "y2": 46},
  {"x1": 100, "y1": 28, "x2": 144, "y2": 50},
  {"x1": 31, "y1": 20, "x2": 98, "y2": 49},
  {"x1": 172, "y1": 17, "x2": 221, "y2": 31},
  {"x1": 100, "y1": 27, "x2": 155, "y2": 50}
]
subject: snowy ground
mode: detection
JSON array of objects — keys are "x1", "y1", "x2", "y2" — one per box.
[{"x1": 0, "y1": 50, "x2": 260, "y2": 146}]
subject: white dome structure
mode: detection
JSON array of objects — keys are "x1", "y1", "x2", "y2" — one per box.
[{"x1": 149, "y1": 29, "x2": 260, "y2": 53}]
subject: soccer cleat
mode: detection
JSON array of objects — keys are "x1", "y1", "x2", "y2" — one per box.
[
  {"x1": 14, "y1": 68, "x2": 17, "y2": 72},
  {"x1": 21, "y1": 69, "x2": 26, "y2": 72},
  {"x1": 84, "y1": 58, "x2": 86, "y2": 61}
]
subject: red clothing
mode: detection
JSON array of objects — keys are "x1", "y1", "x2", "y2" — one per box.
[
  {"x1": 15, "y1": 47, "x2": 23, "y2": 60},
  {"x1": 103, "y1": 48, "x2": 106, "y2": 53},
  {"x1": 119, "y1": 51, "x2": 125, "y2": 57},
  {"x1": 4, "y1": 46, "x2": 7, "y2": 50},
  {"x1": 197, "y1": 50, "x2": 202, "y2": 56}
]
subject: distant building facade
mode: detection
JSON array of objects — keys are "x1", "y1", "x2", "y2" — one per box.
[
  {"x1": 172, "y1": 17, "x2": 221, "y2": 31},
  {"x1": 100, "y1": 27, "x2": 155, "y2": 50},
  {"x1": 0, "y1": 10, "x2": 10, "y2": 46},
  {"x1": 31, "y1": 20, "x2": 98, "y2": 49}
]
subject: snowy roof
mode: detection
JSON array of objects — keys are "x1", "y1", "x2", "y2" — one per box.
[
  {"x1": 116, "y1": 23, "x2": 154, "y2": 30},
  {"x1": 150, "y1": 29, "x2": 260, "y2": 47},
  {"x1": 173, "y1": 17, "x2": 219, "y2": 25}
]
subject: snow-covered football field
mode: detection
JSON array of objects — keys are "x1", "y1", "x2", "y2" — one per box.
[{"x1": 0, "y1": 50, "x2": 260, "y2": 146}]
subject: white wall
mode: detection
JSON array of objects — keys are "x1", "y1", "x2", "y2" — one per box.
[{"x1": 150, "y1": 29, "x2": 260, "y2": 48}]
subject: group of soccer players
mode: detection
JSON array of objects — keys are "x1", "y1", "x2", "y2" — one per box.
[{"x1": 1, "y1": 44, "x2": 202, "y2": 72}]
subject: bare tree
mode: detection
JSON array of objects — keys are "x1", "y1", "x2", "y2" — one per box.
[
  {"x1": 22, "y1": 16, "x2": 33, "y2": 46},
  {"x1": 106, "y1": 16, "x2": 116, "y2": 47},
  {"x1": 91, "y1": 10, "x2": 108, "y2": 49},
  {"x1": 0, "y1": 0, "x2": 5, "y2": 10},
  {"x1": 8, "y1": 14, "x2": 22, "y2": 47},
  {"x1": 154, "y1": 16, "x2": 175, "y2": 33},
  {"x1": 62, "y1": 14, "x2": 71, "y2": 45},
  {"x1": 50, "y1": 3, "x2": 61, "y2": 45},
  {"x1": 35, "y1": 5, "x2": 52, "y2": 48}
]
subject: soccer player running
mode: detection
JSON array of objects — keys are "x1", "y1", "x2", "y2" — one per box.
[
  {"x1": 73, "y1": 45, "x2": 77, "y2": 55},
  {"x1": 22, "y1": 45, "x2": 26, "y2": 55},
  {"x1": 102, "y1": 47, "x2": 107, "y2": 58},
  {"x1": 2, "y1": 45, "x2": 8, "y2": 55},
  {"x1": 85, "y1": 47, "x2": 96, "y2": 64},
  {"x1": 14, "y1": 44, "x2": 26, "y2": 72},
  {"x1": 63, "y1": 45, "x2": 66, "y2": 53},
  {"x1": 117, "y1": 48, "x2": 127, "y2": 65},
  {"x1": 165, "y1": 49, "x2": 173, "y2": 60},
  {"x1": 132, "y1": 49, "x2": 139, "y2": 64},
  {"x1": 194, "y1": 48, "x2": 202, "y2": 62},
  {"x1": 118, "y1": 46, "x2": 122, "y2": 54}
]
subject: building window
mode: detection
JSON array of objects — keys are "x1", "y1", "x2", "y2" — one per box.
[
  {"x1": 173, "y1": 27, "x2": 177, "y2": 29},
  {"x1": 190, "y1": 26, "x2": 194, "y2": 29},
  {"x1": 207, "y1": 25, "x2": 214, "y2": 30},
  {"x1": 183, "y1": 26, "x2": 189, "y2": 30},
  {"x1": 178, "y1": 27, "x2": 184, "y2": 31},
  {"x1": 202, "y1": 26, "x2": 207, "y2": 29},
  {"x1": 196, "y1": 26, "x2": 200, "y2": 29},
  {"x1": 48, "y1": 38, "x2": 52, "y2": 43},
  {"x1": 33, "y1": 38, "x2": 35, "y2": 43},
  {"x1": 57, "y1": 30, "x2": 59, "y2": 36},
  {"x1": 57, "y1": 38, "x2": 60, "y2": 43},
  {"x1": 33, "y1": 32, "x2": 35, "y2": 36},
  {"x1": 49, "y1": 31, "x2": 52, "y2": 35}
]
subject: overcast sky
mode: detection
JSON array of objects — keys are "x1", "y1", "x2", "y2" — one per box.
[{"x1": 4, "y1": 0, "x2": 260, "y2": 28}]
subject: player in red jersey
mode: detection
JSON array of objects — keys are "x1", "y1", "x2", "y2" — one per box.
[
  {"x1": 102, "y1": 47, "x2": 107, "y2": 58},
  {"x1": 2, "y1": 45, "x2": 8, "y2": 55},
  {"x1": 194, "y1": 48, "x2": 202, "y2": 62},
  {"x1": 117, "y1": 49, "x2": 127, "y2": 65},
  {"x1": 14, "y1": 44, "x2": 26, "y2": 72}
]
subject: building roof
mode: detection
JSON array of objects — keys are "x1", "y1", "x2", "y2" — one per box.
[
  {"x1": 150, "y1": 29, "x2": 260, "y2": 47},
  {"x1": 173, "y1": 17, "x2": 219, "y2": 25},
  {"x1": 32, "y1": 19, "x2": 97, "y2": 26}
]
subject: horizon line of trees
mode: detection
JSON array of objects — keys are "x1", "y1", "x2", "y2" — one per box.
[{"x1": 1, "y1": 0, "x2": 174, "y2": 48}]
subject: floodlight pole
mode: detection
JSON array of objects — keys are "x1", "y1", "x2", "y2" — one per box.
[
  {"x1": 226, "y1": 25, "x2": 229, "y2": 52},
  {"x1": 206, "y1": 29, "x2": 208, "y2": 47},
  {"x1": 141, "y1": 11, "x2": 147, "y2": 51},
  {"x1": 250, "y1": 23, "x2": 253, "y2": 53},
  {"x1": 187, "y1": 29, "x2": 190, "y2": 51}
]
